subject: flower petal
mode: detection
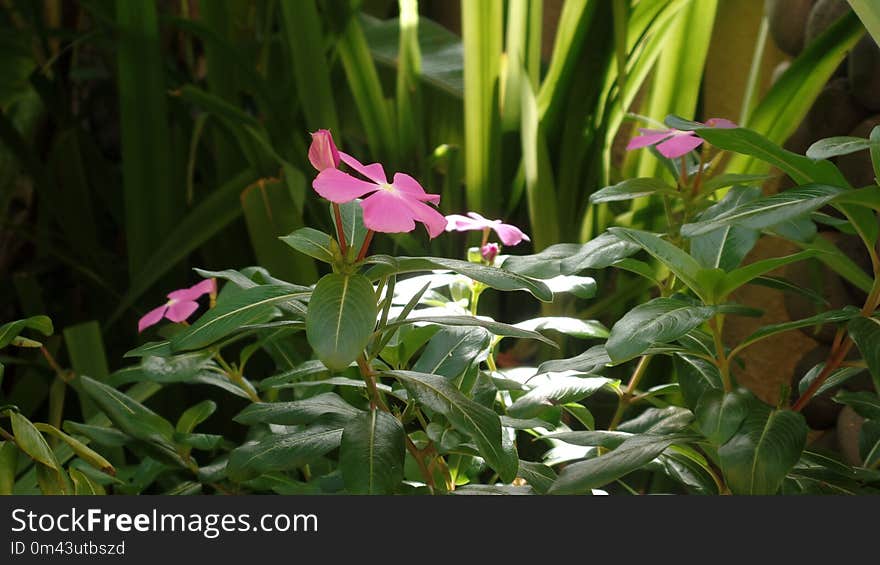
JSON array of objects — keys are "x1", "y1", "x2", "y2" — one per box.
[
  {"x1": 444, "y1": 214, "x2": 487, "y2": 232},
  {"x1": 392, "y1": 172, "x2": 440, "y2": 204},
  {"x1": 656, "y1": 134, "x2": 703, "y2": 158},
  {"x1": 308, "y1": 129, "x2": 340, "y2": 171},
  {"x1": 169, "y1": 278, "x2": 216, "y2": 302},
  {"x1": 138, "y1": 304, "x2": 168, "y2": 333},
  {"x1": 492, "y1": 222, "x2": 530, "y2": 246},
  {"x1": 360, "y1": 190, "x2": 416, "y2": 233},
  {"x1": 481, "y1": 242, "x2": 500, "y2": 263},
  {"x1": 466, "y1": 211, "x2": 492, "y2": 224},
  {"x1": 626, "y1": 129, "x2": 675, "y2": 151},
  {"x1": 338, "y1": 152, "x2": 388, "y2": 184},
  {"x1": 401, "y1": 197, "x2": 448, "y2": 239},
  {"x1": 705, "y1": 118, "x2": 737, "y2": 129},
  {"x1": 165, "y1": 300, "x2": 200, "y2": 323},
  {"x1": 313, "y1": 169, "x2": 378, "y2": 203}
]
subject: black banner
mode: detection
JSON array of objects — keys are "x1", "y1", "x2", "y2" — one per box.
[{"x1": 0, "y1": 495, "x2": 875, "y2": 562}]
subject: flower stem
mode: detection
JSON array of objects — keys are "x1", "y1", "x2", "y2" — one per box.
[
  {"x1": 608, "y1": 355, "x2": 653, "y2": 431},
  {"x1": 332, "y1": 203, "x2": 347, "y2": 254},
  {"x1": 356, "y1": 230, "x2": 375, "y2": 262}
]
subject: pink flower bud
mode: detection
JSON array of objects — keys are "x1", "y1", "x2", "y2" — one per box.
[
  {"x1": 481, "y1": 242, "x2": 500, "y2": 263},
  {"x1": 308, "y1": 129, "x2": 340, "y2": 172}
]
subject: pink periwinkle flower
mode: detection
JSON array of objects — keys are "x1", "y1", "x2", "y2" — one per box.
[
  {"x1": 626, "y1": 118, "x2": 737, "y2": 159},
  {"x1": 481, "y1": 243, "x2": 500, "y2": 263},
  {"x1": 444, "y1": 212, "x2": 530, "y2": 247},
  {"x1": 138, "y1": 279, "x2": 217, "y2": 333},
  {"x1": 308, "y1": 129, "x2": 340, "y2": 172},
  {"x1": 312, "y1": 150, "x2": 447, "y2": 238}
]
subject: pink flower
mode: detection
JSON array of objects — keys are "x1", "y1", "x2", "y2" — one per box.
[
  {"x1": 626, "y1": 118, "x2": 737, "y2": 159},
  {"x1": 138, "y1": 279, "x2": 217, "y2": 333},
  {"x1": 444, "y1": 212, "x2": 530, "y2": 246},
  {"x1": 481, "y1": 243, "x2": 500, "y2": 263},
  {"x1": 312, "y1": 152, "x2": 447, "y2": 238},
  {"x1": 308, "y1": 129, "x2": 340, "y2": 172}
]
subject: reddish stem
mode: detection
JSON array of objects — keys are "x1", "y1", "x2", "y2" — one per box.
[
  {"x1": 356, "y1": 230, "x2": 375, "y2": 262},
  {"x1": 333, "y1": 203, "x2": 348, "y2": 254}
]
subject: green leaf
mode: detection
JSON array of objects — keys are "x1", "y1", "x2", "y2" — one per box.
[
  {"x1": 695, "y1": 389, "x2": 751, "y2": 445},
  {"x1": 606, "y1": 297, "x2": 716, "y2": 364},
  {"x1": 69, "y1": 467, "x2": 105, "y2": 495},
  {"x1": 385, "y1": 315, "x2": 556, "y2": 347},
  {"x1": 78, "y1": 375, "x2": 176, "y2": 450},
  {"x1": 227, "y1": 425, "x2": 344, "y2": 481},
  {"x1": 336, "y1": 201, "x2": 369, "y2": 255},
  {"x1": 702, "y1": 173, "x2": 774, "y2": 191},
  {"x1": 536, "y1": 345, "x2": 610, "y2": 375},
  {"x1": 339, "y1": 409, "x2": 405, "y2": 494},
  {"x1": 0, "y1": 441, "x2": 18, "y2": 495},
  {"x1": 306, "y1": 274, "x2": 378, "y2": 371},
  {"x1": 176, "y1": 400, "x2": 217, "y2": 435},
  {"x1": 0, "y1": 315, "x2": 53, "y2": 349},
  {"x1": 513, "y1": 317, "x2": 609, "y2": 340},
  {"x1": 516, "y1": 460, "x2": 556, "y2": 494},
  {"x1": 234, "y1": 393, "x2": 362, "y2": 426},
  {"x1": 366, "y1": 255, "x2": 552, "y2": 302},
  {"x1": 502, "y1": 232, "x2": 640, "y2": 279},
  {"x1": 508, "y1": 376, "x2": 614, "y2": 419},
  {"x1": 385, "y1": 370, "x2": 517, "y2": 482},
  {"x1": 690, "y1": 186, "x2": 761, "y2": 271},
  {"x1": 280, "y1": 227, "x2": 337, "y2": 264},
  {"x1": 718, "y1": 250, "x2": 818, "y2": 298},
  {"x1": 718, "y1": 402, "x2": 808, "y2": 495},
  {"x1": 607, "y1": 228, "x2": 706, "y2": 299},
  {"x1": 10, "y1": 412, "x2": 57, "y2": 470},
  {"x1": 681, "y1": 185, "x2": 845, "y2": 238},
  {"x1": 542, "y1": 275, "x2": 598, "y2": 299},
  {"x1": 116, "y1": 0, "x2": 176, "y2": 276},
  {"x1": 549, "y1": 433, "x2": 688, "y2": 494},
  {"x1": 807, "y1": 136, "x2": 873, "y2": 160},
  {"x1": 62, "y1": 422, "x2": 130, "y2": 448},
  {"x1": 33, "y1": 423, "x2": 114, "y2": 476},
  {"x1": 847, "y1": 316, "x2": 880, "y2": 392},
  {"x1": 590, "y1": 178, "x2": 677, "y2": 203},
  {"x1": 411, "y1": 327, "x2": 490, "y2": 380},
  {"x1": 860, "y1": 420, "x2": 880, "y2": 468},
  {"x1": 257, "y1": 360, "x2": 330, "y2": 390},
  {"x1": 171, "y1": 285, "x2": 308, "y2": 352},
  {"x1": 833, "y1": 391, "x2": 880, "y2": 421},
  {"x1": 733, "y1": 307, "x2": 860, "y2": 355}
]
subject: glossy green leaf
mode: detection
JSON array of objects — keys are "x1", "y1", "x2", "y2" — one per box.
[
  {"x1": 847, "y1": 316, "x2": 880, "y2": 391},
  {"x1": 718, "y1": 402, "x2": 808, "y2": 495},
  {"x1": 549, "y1": 433, "x2": 688, "y2": 494},
  {"x1": 69, "y1": 467, "x2": 106, "y2": 495},
  {"x1": 411, "y1": 327, "x2": 490, "y2": 380},
  {"x1": 607, "y1": 228, "x2": 705, "y2": 298},
  {"x1": 589, "y1": 178, "x2": 676, "y2": 203},
  {"x1": 807, "y1": 136, "x2": 873, "y2": 160},
  {"x1": 176, "y1": 400, "x2": 217, "y2": 435},
  {"x1": 280, "y1": 228, "x2": 337, "y2": 264},
  {"x1": 0, "y1": 316, "x2": 53, "y2": 349},
  {"x1": 306, "y1": 274, "x2": 378, "y2": 371},
  {"x1": 542, "y1": 275, "x2": 598, "y2": 299},
  {"x1": 718, "y1": 250, "x2": 818, "y2": 298},
  {"x1": 340, "y1": 409, "x2": 405, "y2": 494},
  {"x1": 860, "y1": 420, "x2": 880, "y2": 468},
  {"x1": 10, "y1": 412, "x2": 58, "y2": 470},
  {"x1": 508, "y1": 376, "x2": 614, "y2": 419},
  {"x1": 0, "y1": 441, "x2": 18, "y2": 495},
  {"x1": 516, "y1": 460, "x2": 556, "y2": 494},
  {"x1": 172, "y1": 285, "x2": 308, "y2": 352},
  {"x1": 833, "y1": 391, "x2": 880, "y2": 421},
  {"x1": 681, "y1": 185, "x2": 845, "y2": 238},
  {"x1": 227, "y1": 425, "x2": 344, "y2": 481},
  {"x1": 606, "y1": 297, "x2": 716, "y2": 364},
  {"x1": 366, "y1": 255, "x2": 552, "y2": 301},
  {"x1": 385, "y1": 370, "x2": 517, "y2": 482},
  {"x1": 690, "y1": 186, "x2": 761, "y2": 271},
  {"x1": 514, "y1": 317, "x2": 609, "y2": 340},
  {"x1": 733, "y1": 307, "x2": 860, "y2": 355},
  {"x1": 384, "y1": 315, "x2": 556, "y2": 347},
  {"x1": 33, "y1": 423, "x2": 114, "y2": 476},
  {"x1": 234, "y1": 393, "x2": 361, "y2": 426},
  {"x1": 502, "y1": 232, "x2": 640, "y2": 279},
  {"x1": 695, "y1": 389, "x2": 751, "y2": 445},
  {"x1": 536, "y1": 345, "x2": 610, "y2": 375}
]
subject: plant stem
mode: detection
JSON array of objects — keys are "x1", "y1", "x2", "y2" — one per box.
[
  {"x1": 356, "y1": 230, "x2": 374, "y2": 262},
  {"x1": 333, "y1": 203, "x2": 347, "y2": 254},
  {"x1": 608, "y1": 355, "x2": 653, "y2": 431}
]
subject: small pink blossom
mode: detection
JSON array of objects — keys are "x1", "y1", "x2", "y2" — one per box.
[
  {"x1": 308, "y1": 129, "x2": 340, "y2": 172},
  {"x1": 138, "y1": 279, "x2": 217, "y2": 333},
  {"x1": 312, "y1": 152, "x2": 446, "y2": 238},
  {"x1": 626, "y1": 118, "x2": 737, "y2": 159},
  {"x1": 481, "y1": 243, "x2": 500, "y2": 263},
  {"x1": 444, "y1": 212, "x2": 530, "y2": 246}
]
